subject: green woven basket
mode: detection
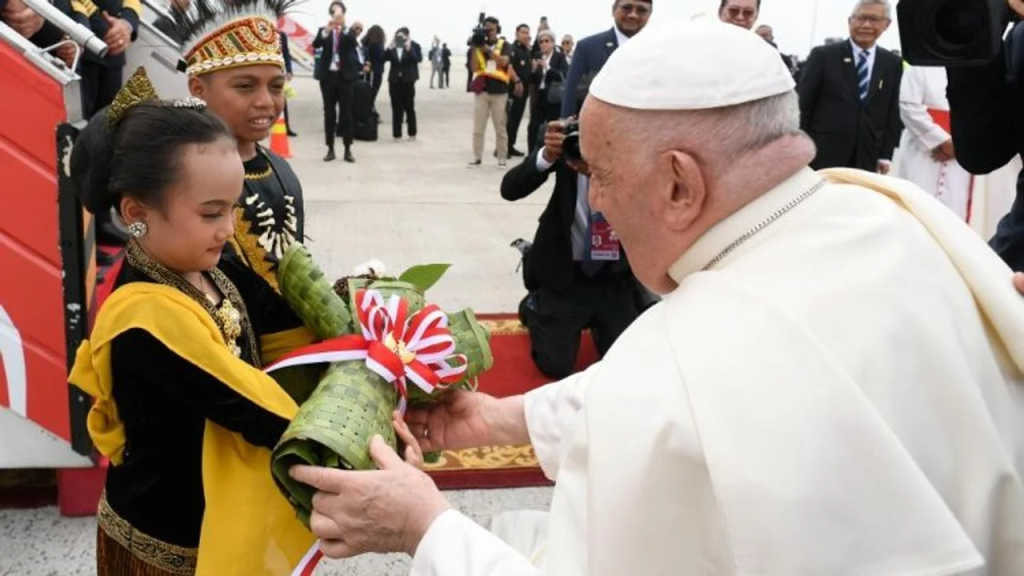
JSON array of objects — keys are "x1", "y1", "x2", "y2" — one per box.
[
  {"x1": 271, "y1": 360, "x2": 399, "y2": 525},
  {"x1": 278, "y1": 243, "x2": 353, "y2": 339}
]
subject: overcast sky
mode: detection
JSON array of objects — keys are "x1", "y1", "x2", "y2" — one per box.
[{"x1": 287, "y1": 0, "x2": 902, "y2": 58}]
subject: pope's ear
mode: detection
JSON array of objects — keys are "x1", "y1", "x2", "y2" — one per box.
[{"x1": 659, "y1": 150, "x2": 706, "y2": 232}]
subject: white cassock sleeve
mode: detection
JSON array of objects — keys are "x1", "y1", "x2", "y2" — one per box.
[
  {"x1": 899, "y1": 67, "x2": 950, "y2": 152},
  {"x1": 410, "y1": 510, "x2": 538, "y2": 576},
  {"x1": 523, "y1": 371, "x2": 589, "y2": 480}
]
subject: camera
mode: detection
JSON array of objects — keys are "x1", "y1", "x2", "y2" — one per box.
[
  {"x1": 470, "y1": 12, "x2": 489, "y2": 47},
  {"x1": 898, "y1": 0, "x2": 1012, "y2": 66},
  {"x1": 561, "y1": 119, "x2": 583, "y2": 164}
]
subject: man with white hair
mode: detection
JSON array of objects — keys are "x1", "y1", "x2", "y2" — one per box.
[
  {"x1": 289, "y1": 18, "x2": 1024, "y2": 576},
  {"x1": 797, "y1": 0, "x2": 903, "y2": 174}
]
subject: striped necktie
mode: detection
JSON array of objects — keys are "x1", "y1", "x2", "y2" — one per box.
[{"x1": 856, "y1": 49, "x2": 870, "y2": 102}]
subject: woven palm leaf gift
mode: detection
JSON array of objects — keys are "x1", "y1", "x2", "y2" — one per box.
[{"x1": 269, "y1": 244, "x2": 493, "y2": 523}]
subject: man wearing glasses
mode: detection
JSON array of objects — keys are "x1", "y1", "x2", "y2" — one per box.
[
  {"x1": 718, "y1": 0, "x2": 759, "y2": 30},
  {"x1": 559, "y1": 0, "x2": 652, "y2": 118},
  {"x1": 796, "y1": 0, "x2": 903, "y2": 174}
]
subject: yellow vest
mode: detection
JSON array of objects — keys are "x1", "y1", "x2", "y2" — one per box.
[{"x1": 473, "y1": 38, "x2": 510, "y2": 83}]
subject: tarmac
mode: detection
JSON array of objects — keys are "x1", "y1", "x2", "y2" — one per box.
[{"x1": 0, "y1": 68, "x2": 555, "y2": 575}]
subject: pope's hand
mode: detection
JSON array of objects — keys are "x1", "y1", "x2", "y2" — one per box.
[
  {"x1": 289, "y1": 435, "x2": 450, "y2": 558},
  {"x1": 1015, "y1": 272, "x2": 1024, "y2": 294},
  {"x1": 1009, "y1": 0, "x2": 1024, "y2": 18},
  {"x1": 403, "y1": 390, "x2": 502, "y2": 452}
]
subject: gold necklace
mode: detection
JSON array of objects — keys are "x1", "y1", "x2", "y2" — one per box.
[{"x1": 125, "y1": 240, "x2": 259, "y2": 362}]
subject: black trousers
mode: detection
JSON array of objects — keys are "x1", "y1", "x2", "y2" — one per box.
[
  {"x1": 388, "y1": 82, "x2": 417, "y2": 138},
  {"x1": 506, "y1": 92, "x2": 528, "y2": 150},
  {"x1": 320, "y1": 72, "x2": 354, "y2": 150},
  {"x1": 81, "y1": 60, "x2": 123, "y2": 120},
  {"x1": 520, "y1": 267, "x2": 640, "y2": 380},
  {"x1": 442, "y1": 65, "x2": 451, "y2": 87}
]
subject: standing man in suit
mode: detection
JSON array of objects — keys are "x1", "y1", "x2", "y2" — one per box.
[
  {"x1": 506, "y1": 24, "x2": 532, "y2": 158},
  {"x1": 560, "y1": 0, "x2": 652, "y2": 118},
  {"x1": 385, "y1": 27, "x2": 422, "y2": 141},
  {"x1": 280, "y1": 29, "x2": 298, "y2": 137},
  {"x1": 797, "y1": 0, "x2": 903, "y2": 174},
  {"x1": 441, "y1": 43, "x2": 452, "y2": 88},
  {"x1": 313, "y1": 1, "x2": 362, "y2": 163},
  {"x1": 502, "y1": 121, "x2": 640, "y2": 379}
]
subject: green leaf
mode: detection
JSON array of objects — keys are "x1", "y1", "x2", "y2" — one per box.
[{"x1": 398, "y1": 263, "x2": 452, "y2": 293}]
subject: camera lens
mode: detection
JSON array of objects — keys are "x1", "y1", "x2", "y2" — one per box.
[{"x1": 933, "y1": 0, "x2": 985, "y2": 48}]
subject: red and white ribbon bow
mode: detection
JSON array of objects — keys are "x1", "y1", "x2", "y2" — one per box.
[
  {"x1": 265, "y1": 289, "x2": 468, "y2": 412},
  {"x1": 264, "y1": 289, "x2": 469, "y2": 576}
]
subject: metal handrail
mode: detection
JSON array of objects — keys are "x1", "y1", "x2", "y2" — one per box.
[{"x1": 21, "y1": 0, "x2": 108, "y2": 58}]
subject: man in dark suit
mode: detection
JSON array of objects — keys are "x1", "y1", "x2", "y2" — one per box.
[
  {"x1": 280, "y1": 29, "x2": 298, "y2": 137},
  {"x1": 947, "y1": 7, "x2": 1024, "y2": 272},
  {"x1": 797, "y1": 0, "x2": 903, "y2": 174},
  {"x1": 384, "y1": 27, "x2": 422, "y2": 141},
  {"x1": 560, "y1": 0, "x2": 652, "y2": 118},
  {"x1": 506, "y1": 24, "x2": 532, "y2": 157},
  {"x1": 502, "y1": 122, "x2": 640, "y2": 379},
  {"x1": 312, "y1": 1, "x2": 362, "y2": 163}
]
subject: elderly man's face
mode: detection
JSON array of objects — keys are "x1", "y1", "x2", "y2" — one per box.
[
  {"x1": 720, "y1": 0, "x2": 759, "y2": 30},
  {"x1": 848, "y1": 3, "x2": 891, "y2": 48},
  {"x1": 755, "y1": 25, "x2": 773, "y2": 42},
  {"x1": 580, "y1": 100, "x2": 674, "y2": 293}
]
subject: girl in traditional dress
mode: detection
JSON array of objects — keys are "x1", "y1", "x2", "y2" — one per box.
[{"x1": 67, "y1": 79, "x2": 315, "y2": 575}]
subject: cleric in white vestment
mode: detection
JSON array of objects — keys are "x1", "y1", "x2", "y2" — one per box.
[{"x1": 290, "y1": 17, "x2": 1024, "y2": 576}]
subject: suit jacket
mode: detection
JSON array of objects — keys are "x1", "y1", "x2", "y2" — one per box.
[
  {"x1": 947, "y1": 22, "x2": 1024, "y2": 272},
  {"x1": 313, "y1": 26, "x2": 362, "y2": 82},
  {"x1": 797, "y1": 40, "x2": 903, "y2": 171},
  {"x1": 531, "y1": 50, "x2": 569, "y2": 88},
  {"x1": 560, "y1": 28, "x2": 619, "y2": 117},
  {"x1": 502, "y1": 150, "x2": 631, "y2": 292},
  {"x1": 385, "y1": 41, "x2": 422, "y2": 83}
]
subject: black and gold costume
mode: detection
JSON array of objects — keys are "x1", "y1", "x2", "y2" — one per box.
[
  {"x1": 71, "y1": 242, "x2": 316, "y2": 575},
  {"x1": 227, "y1": 145, "x2": 305, "y2": 293}
]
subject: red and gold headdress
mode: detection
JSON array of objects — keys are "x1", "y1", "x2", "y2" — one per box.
[{"x1": 172, "y1": 0, "x2": 298, "y2": 77}]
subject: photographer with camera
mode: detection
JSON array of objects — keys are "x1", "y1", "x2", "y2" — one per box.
[
  {"x1": 469, "y1": 15, "x2": 519, "y2": 167},
  {"x1": 501, "y1": 120, "x2": 640, "y2": 380},
  {"x1": 313, "y1": 1, "x2": 363, "y2": 163},
  {"x1": 384, "y1": 27, "x2": 422, "y2": 141},
  {"x1": 944, "y1": 0, "x2": 1024, "y2": 271}
]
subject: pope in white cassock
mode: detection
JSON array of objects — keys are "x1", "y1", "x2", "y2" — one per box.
[{"x1": 290, "y1": 18, "x2": 1024, "y2": 576}]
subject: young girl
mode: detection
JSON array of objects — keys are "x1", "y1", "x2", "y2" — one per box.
[{"x1": 67, "y1": 84, "x2": 314, "y2": 575}]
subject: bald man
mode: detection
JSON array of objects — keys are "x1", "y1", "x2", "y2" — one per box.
[{"x1": 290, "y1": 19, "x2": 1024, "y2": 576}]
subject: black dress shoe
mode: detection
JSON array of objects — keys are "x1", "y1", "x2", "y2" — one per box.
[
  {"x1": 344, "y1": 149, "x2": 355, "y2": 163},
  {"x1": 509, "y1": 148, "x2": 525, "y2": 157},
  {"x1": 324, "y1": 149, "x2": 336, "y2": 162},
  {"x1": 287, "y1": 130, "x2": 299, "y2": 137}
]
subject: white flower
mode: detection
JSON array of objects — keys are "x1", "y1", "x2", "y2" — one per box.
[{"x1": 353, "y1": 258, "x2": 388, "y2": 277}]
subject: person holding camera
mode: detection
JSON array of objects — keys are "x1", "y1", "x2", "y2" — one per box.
[
  {"x1": 946, "y1": 0, "x2": 1024, "y2": 272},
  {"x1": 500, "y1": 120, "x2": 640, "y2": 380},
  {"x1": 385, "y1": 27, "x2": 423, "y2": 141},
  {"x1": 526, "y1": 30, "x2": 570, "y2": 157},
  {"x1": 469, "y1": 16, "x2": 517, "y2": 167},
  {"x1": 313, "y1": 1, "x2": 363, "y2": 163}
]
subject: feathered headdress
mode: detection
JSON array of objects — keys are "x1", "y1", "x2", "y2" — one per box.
[{"x1": 171, "y1": 0, "x2": 299, "y2": 77}]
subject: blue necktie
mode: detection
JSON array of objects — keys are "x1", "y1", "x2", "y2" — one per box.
[{"x1": 856, "y1": 50, "x2": 869, "y2": 102}]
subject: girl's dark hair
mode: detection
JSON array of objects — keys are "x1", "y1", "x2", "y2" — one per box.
[
  {"x1": 71, "y1": 102, "x2": 233, "y2": 215},
  {"x1": 363, "y1": 24, "x2": 386, "y2": 46}
]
